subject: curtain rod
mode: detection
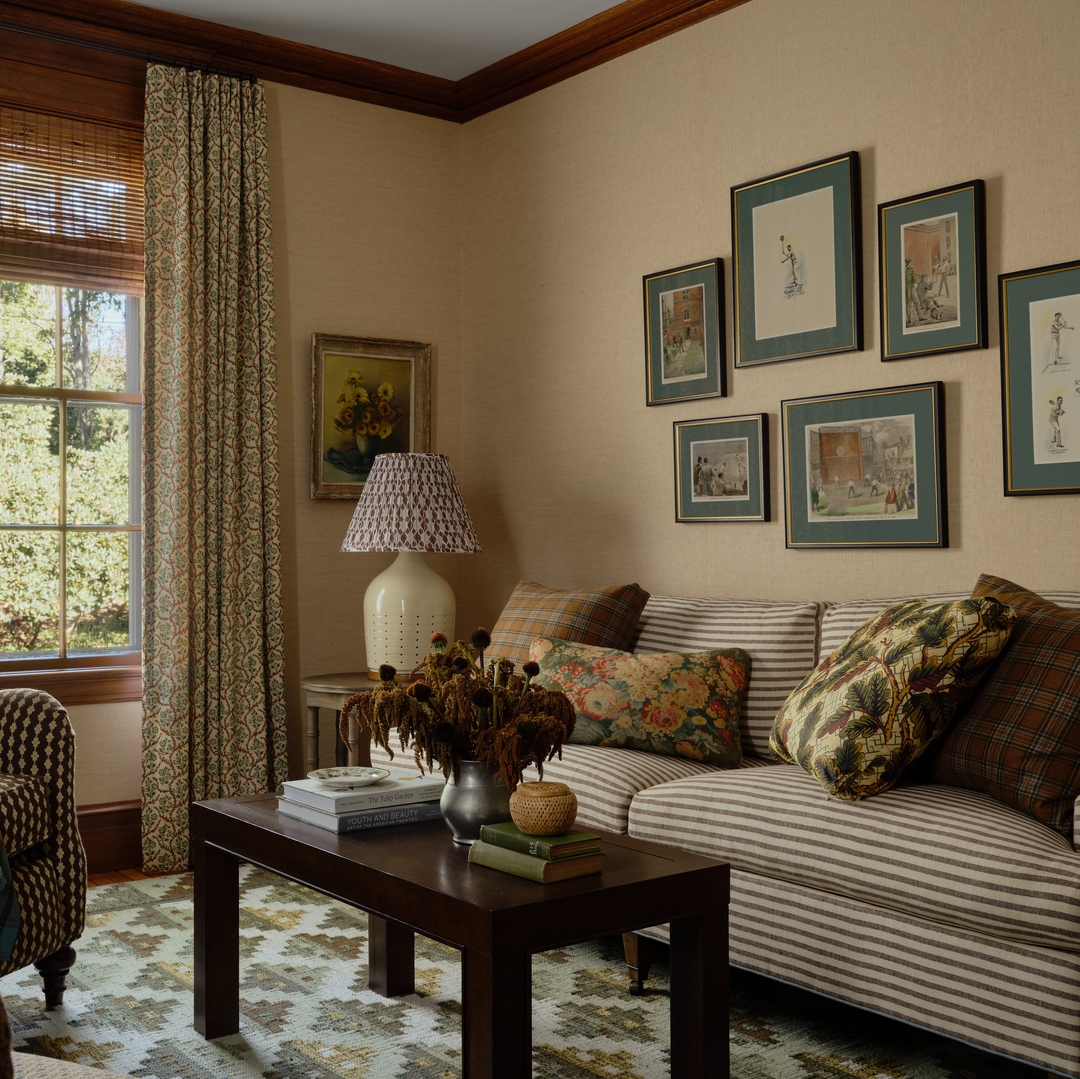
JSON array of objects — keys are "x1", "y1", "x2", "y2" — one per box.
[{"x1": 0, "y1": 20, "x2": 257, "y2": 82}]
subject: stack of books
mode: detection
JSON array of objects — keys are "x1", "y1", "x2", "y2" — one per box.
[
  {"x1": 277, "y1": 767, "x2": 445, "y2": 833},
  {"x1": 468, "y1": 821, "x2": 604, "y2": 882}
]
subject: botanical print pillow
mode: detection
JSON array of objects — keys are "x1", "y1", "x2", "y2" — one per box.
[
  {"x1": 769, "y1": 597, "x2": 1015, "y2": 801},
  {"x1": 530, "y1": 638, "x2": 750, "y2": 767}
]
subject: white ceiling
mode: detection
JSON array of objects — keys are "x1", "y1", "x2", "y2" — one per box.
[{"x1": 128, "y1": 0, "x2": 621, "y2": 81}]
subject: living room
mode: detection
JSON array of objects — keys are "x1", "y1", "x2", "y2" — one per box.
[{"x1": 0, "y1": 0, "x2": 1077, "y2": 1073}]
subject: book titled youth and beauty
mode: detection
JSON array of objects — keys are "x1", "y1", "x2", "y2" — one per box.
[{"x1": 281, "y1": 767, "x2": 445, "y2": 813}]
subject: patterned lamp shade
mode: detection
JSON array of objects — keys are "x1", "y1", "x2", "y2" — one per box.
[{"x1": 341, "y1": 453, "x2": 481, "y2": 554}]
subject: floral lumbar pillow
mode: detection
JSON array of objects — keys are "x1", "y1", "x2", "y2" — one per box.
[
  {"x1": 769, "y1": 597, "x2": 1015, "y2": 801},
  {"x1": 530, "y1": 638, "x2": 750, "y2": 766}
]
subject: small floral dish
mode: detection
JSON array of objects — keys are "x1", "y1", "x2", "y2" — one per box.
[{"x1": 307, "y1": 767, "x2": 391, "y2": 788}]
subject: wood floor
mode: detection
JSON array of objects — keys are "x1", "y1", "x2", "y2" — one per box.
[{"x1": 87, "y1": 868, "x2": 172, "y2": 888}]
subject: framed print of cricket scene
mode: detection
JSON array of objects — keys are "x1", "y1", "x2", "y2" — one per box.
[
  {"x1": 643, "y1": 258, "x2": 725, "y2": 405},
  {"x1": 731, "y1": 151, "x2": 862, "y2": 368},
  {"x1": 781, "y1": 382, "x2": 946, "y2": 549},
  {"x1": 311, "y1": 333, "x2": 431, "y2": 500},
  {"x1": 878, "y1": 180, "x2": 987, "y2": 361},
  {"x1": 999, "y1": 259, "x2": 1080, "y2": 496},
  {"x1": 673, "y1": 413, "x2": 769, "y2": 522}
]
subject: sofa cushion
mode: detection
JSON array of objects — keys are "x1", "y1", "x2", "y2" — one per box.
[
  {"x1": 0, "y1": 775, "x2": 51, "y2": 857},
  {"x1": 531, "y1": 638, "x2": 748, "y2": 767},
  {"x1": 630, "y1": 594, "x2": 827, "y2": 759},
  {"x1": 771, "y1": 597, "x2": 1016, "y2": 801},
  {"x1": 921, "y1": 576, "x2": 1080, "y2": 837},
  {"x1": 818, "y1": 591, "x2": 970, "y2": 657},
  {"x1": 486, "y1": 580, "x2": 649, "y2": 667},
  {"x1": 627, "y1": 764, "x2": 1080, "y2": 952}
]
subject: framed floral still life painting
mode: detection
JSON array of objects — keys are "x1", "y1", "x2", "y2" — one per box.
[
  {"x1": 878, "y1": 179, "x2": 987, "y2": 362},
  {"x1": 731, "y1": 151, "x2": 862, "y2": 368},
  {"x1": 673, "y1": 413, "x2": 769, "y2": 522},
  {"x1": 643, "y1": 258, "x2": 725, "y2": 405},
  {"x1": 999, "y1": 259, "x2": 1080, "y2": 496},
  {"x1": 781, "y1": 381, "x2": 946, "y2": 549},
  {"x1": 311, "y1": 333, "x2": 431, "y2": 499}
]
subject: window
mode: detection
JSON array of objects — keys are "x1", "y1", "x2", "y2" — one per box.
[{"x1": 0, "y1": 107, "x2": 143, "y2": 701}]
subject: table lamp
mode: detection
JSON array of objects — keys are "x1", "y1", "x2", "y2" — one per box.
[{"x1": 342, "y1": 453, "x2": 481, "y2": 678}]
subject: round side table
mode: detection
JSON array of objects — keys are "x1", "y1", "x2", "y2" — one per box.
[{"x1": 300, "y1": 672, "x2": 380, "y2": 772}]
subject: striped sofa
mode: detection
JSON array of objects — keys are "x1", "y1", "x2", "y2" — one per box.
[{"x1": 369, "y1": 588, "x2": 1080, "y2": 1076}]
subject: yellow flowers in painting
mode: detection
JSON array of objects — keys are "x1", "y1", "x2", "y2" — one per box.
[{"x1": 333, "y1": 369, "x2": 407, "y2": 442}]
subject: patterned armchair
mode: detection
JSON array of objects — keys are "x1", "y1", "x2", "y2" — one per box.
[{"x1": 0, "y1": 690, "x2": 86, "y2": 1008}]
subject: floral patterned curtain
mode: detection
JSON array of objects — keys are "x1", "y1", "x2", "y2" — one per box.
[{"x1": 141, "y1": 63, "x2": 287, "y2": 872}]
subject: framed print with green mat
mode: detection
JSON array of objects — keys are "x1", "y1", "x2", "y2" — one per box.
[
  {"x1": 878, "y1": 179, "x2": 987, "y2": 361},
  {"x1": 999, "y1": 259, "x2": 1080, "y2": 496},
  {"x1": 643, "y1": 258, "x2": 725, "y2": 404},
  {"x1": 781, "y1": 381, "x2": 946, "y2": 549},
  {"x1": 674, "y1": 413, "x2": 769, "y2": 522},
  {"x1": 731, "y1": 151, "x2": 862, "y2": 368}
]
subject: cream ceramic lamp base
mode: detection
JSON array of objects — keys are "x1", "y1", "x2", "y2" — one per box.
[{"x1": 363, "y1": 551, "x2": 455, "y2": 677}]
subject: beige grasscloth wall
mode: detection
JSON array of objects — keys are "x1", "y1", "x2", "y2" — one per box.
[
  {"x1": 73, "y1": 0, "x2": 1080, "y2": 801},
  {"x1": 455, "y1": 0, "x2": 1080, "y2": 638}
]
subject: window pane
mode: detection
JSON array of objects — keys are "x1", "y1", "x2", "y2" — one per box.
[
  {"x1": 66, "y1": 531, "x2": 133, "y2": 655},
  {"x1": 66, "y1": 403, "x2": 132, "y2": 525},
  {"x1": 0, "y1": 399, "x2": 59, "y2": 525},
  {"x1": 0, "y1": 530, "x2": 60, "y2": 658},
  {"x1": 0, "y1": 280, "x2": 55, "y2": 388},
  {"x1": 62, "y1": 288, "x2": 130, "y2": 393}
]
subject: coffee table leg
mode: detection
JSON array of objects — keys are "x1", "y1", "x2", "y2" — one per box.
[
  {"x1": 194, "y1": 838, "x2": 240, "y2": 1038},
  {"x1": 669, "y1": 908, "x2": 727, "y2": 1079},
  {"x1": 368, "y1": 915, "x2": 414, "y2": 996},
  {"x1": 461, "y1": 947, "x2": 531, "y2": 1079}
]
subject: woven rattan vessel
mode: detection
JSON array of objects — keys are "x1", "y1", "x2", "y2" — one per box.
[{"x1": 508, "y1": 781, "x2": 578, "y2": 835}]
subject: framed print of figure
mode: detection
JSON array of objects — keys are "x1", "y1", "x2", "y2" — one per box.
[
  {"x1": 673, "y1": 413, "x2": 769, "y2": 522},
  {"x1": 999, "y1": 259, "x2": 1080, "y2": 495},
  {"x1": 878, "y1": 180, "x2": 987, "y2": 361},
  {"x1": 731, "y1": 152, "x2": 862, "y2": 368}
]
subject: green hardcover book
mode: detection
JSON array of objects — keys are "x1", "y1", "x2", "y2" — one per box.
[
  {"x1": 467, "y1": 839, "x2": 604, "y2": 883},
  {"x1": 478, "y1": 821, "x2": 602, "y2": 860}
]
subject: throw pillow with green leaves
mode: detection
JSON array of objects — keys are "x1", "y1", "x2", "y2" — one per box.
[{"x1": 770, "y1": 597, "x2": 1015, "y2": 801}]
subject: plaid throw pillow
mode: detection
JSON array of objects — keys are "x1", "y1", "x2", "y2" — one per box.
[
  {"x1": 921, "y1": 575, "x2": 1080, "y2": 837},
  {"x1": 487, "y1": 580, "x2": 649, "y2": 667}
]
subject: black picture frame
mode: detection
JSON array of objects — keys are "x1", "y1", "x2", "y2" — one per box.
[
  {"x1": 673, "y1": 413, "x2": 769, "y2": 522},
  {"x1": 643, "y1": 258, "x2": 725, "y2": 405},
  {"x1": 878, "y1": 179, "x2": 988, "y2": 361},
  {"x1": 999, "y1": 259, "x2": 1080, "y2": 496},
  {"x1": 781, "y1": 382, "x2": 946, "y2": 549},
  {"x1": 731, "y1": 151, "x2": 862, "y2": 368}
]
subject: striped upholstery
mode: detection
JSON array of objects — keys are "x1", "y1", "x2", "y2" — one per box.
[
  {"x1": 629, "y1": 766, "x2": 1080, "y2": 950},
  {"x1": 631, "y1": 594, "x2": 827, "y2": 759},
  {"x1": 0, "y1": 690, "x2": 86, "y2": 986}
]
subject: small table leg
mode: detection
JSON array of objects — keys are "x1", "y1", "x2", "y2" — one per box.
[
  {"x1": 462, "y1": 947, "x2": 531, "y2": 1079},
  {"x1": 306, "y1": 703, "x2": 320, "y2": 771},
  {"x1": 669, "y1": 908, "x2": 727, "y2": 1079},
  {"x1": 194, "y1": 838, "x2": 240, "y2": 1038},
  {"x1": 368, "y1": 915, "x2": 415, "y2": 996},
  {"x1": 334, "y1": 709, "x2": 348, "y2": 767}
]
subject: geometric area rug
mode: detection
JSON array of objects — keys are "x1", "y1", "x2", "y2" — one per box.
[{"x1": 0, "y1": 866, "x2": 1042, "y2": 1078}]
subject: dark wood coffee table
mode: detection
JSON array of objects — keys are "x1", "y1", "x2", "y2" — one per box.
[{"x1": 192, "y1": 794, "x2": 729, "y2": 1079}]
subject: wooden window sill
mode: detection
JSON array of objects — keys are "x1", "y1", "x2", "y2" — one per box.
[{"x1": 0, "y1": 666, "x2": 143, "y2": 706}]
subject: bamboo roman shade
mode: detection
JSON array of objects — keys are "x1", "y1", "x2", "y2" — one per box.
[{"x1": 0, "y1": 106, "x2": 144, "y2": 294}]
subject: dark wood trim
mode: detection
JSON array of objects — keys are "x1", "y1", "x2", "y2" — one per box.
[
  {"x1": 77, "y1": 798, "x2": 142, "y2": 875},
  {"x1": 0, "y1": 0, "x2": 750, "y2": 124},
  {"x1": 0, "y1": 665, "x2": 143, "y2": 705},
  {"x1": 457, "y1": 0, "x2": 752, "y2": 122}
]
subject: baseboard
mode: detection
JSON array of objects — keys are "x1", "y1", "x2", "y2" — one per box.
[{"x1": 77, "y1": 800, "x2": 142, "y2": 875}]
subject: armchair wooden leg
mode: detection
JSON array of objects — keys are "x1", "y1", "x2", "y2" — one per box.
[
  {"x1": 34, "y1": 945, "x2": 76, "y2": 1009},
  {"x1": 622, "y1": 931, "x2": 654, "y2": 996}
]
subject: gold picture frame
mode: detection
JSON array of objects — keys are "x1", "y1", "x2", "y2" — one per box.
[{"x1": 311, "y1": 333, "x2": 431, "y2": 500}]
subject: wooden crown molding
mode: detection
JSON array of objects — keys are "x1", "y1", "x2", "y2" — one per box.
[{"x1": 0, "y1": 0, "x2": 750, "y2": 124}]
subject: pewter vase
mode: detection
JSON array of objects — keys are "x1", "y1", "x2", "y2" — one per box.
[{"x1": 440, "y1": 759, "x2": 511, "y2": 845}]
